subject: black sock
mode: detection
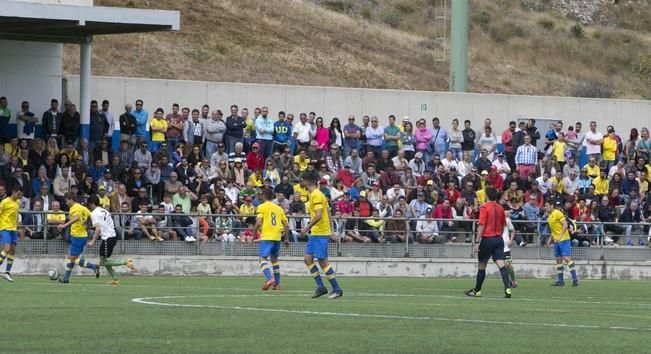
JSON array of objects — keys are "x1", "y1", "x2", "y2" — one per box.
[
  {"x1": 499, "y1": 266, "x2": 511, "y2": 289},
  {"x1": 474, "y1": 269, "x2": 486, "y2": 291}
]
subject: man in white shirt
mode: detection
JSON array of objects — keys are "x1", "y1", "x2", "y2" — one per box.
[
  {"x1": 87, "y1": 195, "x2": 135, "y2": 285},
  {"x1": 535, "y1": 172, "x2": 552, "y2": 195},
  {"x1": 562, "y1": 171, "x2": 580, "y2": 196},
  {"x1": 293, "y1": 113, "x2": 312, "y2": 151},
  {"x1": 583, "y1": 121, "x2": 603, "y2": 164},
  {"x1": 491, "y1": 152, "x2": 511, "y2": 180}
]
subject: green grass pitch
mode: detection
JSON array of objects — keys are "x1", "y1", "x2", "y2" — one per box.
[{"x1": 3, "y1": 275, "x2": 650, "y2": 353}]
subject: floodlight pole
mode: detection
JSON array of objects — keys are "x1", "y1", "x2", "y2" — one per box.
[
  {"x1": 80, "y1": 36, "x2": 93, "y2": 141},
  {"x1": 449, "y1": 0, "x2": 468, "y2": 92}
]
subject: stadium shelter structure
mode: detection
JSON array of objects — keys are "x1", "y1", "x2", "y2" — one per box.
[{"x1": 0, "y1": 0, "x2": 180, "y2": 142}]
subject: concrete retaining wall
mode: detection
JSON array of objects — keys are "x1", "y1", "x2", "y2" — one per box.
[
  {"x1": 65, "y1": 75, "x2": 651, "y2": 136},
  {"x1": 13, "y1": 256, "x2": 651, "y2": 280}
]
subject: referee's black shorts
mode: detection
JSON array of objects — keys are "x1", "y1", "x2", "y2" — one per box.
[
  {"x1": 478, "y1": 236, "x2": 505, "y2": 263},
  {"x1": 99, "y1": 237, "x2": 118, "y2": 259}
]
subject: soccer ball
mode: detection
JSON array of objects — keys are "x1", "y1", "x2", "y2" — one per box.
[{"x1": 48, "y1": 269, "x2": 59, "y2": 281}]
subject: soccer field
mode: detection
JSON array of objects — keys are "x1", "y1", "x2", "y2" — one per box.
[{"x1": 4, "y1": 275, "x2": 649, "y2": 353}]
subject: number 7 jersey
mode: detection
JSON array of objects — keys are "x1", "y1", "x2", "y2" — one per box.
[{"x1": 257, "y1": 201, "x2": 288, "y2": 241}]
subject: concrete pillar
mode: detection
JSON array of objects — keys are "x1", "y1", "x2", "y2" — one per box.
[
  {"x1": 79, "y1": 36, "x2": 92, "y2": 142},
  {"x1": 449, "y1": 0, "x2": 469, "y2": 92}
]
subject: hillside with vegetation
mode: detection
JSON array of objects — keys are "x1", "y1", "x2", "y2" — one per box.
[{"x1": 63, "y1": 0, "x2": 651, "y2": 99}]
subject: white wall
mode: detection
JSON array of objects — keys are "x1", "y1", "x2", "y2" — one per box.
[
  {"x1": 0, "y1": 40, "x2": 63, "y2": 125},
  {"x1": 65, "y1": 75, "x2": 651, "y2": 136},
  {"x1": 11, "y1": 0, "x2": 93, "y2": 5}
]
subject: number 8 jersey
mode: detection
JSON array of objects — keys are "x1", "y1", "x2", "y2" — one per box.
[{"x1": 256, "y1": 201, "x2": 288, "y2": 241}]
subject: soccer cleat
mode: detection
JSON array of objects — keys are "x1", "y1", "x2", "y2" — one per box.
[
  {"x1": 311, "y1": 287, "x2": 328, "y2": 298},
  {"x1": 58, "y1": 278, "x2": 69, "y2": 284},
  {"x1": 1, "y1": 272, "x2": 14, "y2": 282},
  {"x1": 107, "y1": 280, "x2": 120, "y2": 285},
  {"x1": 261, "y1": 279, "x2": 275, "y2": 291},
  {"x1": 504, "y1": 288, "x2": 512, "y2": 298},
  {"x1": 95, "y1": 267, "x2": 101, "y2": 279},
  {"x1": 551, "y1": 281, "x2": 565, "y2": 287},
  {"x1": 464, "y1": 289, "x2": 481, "y2": 297},
  {"x1": 126, "y1": 258, "x2": 136, "y2": 272},
  {"x1": 572, "y1": 280, "x2": 579, "y2": 287},
  {"x1": 328, "y1": 291, "x2": 343, "y2": 299},
  {"x1": 272, "y1": 284, "x2": 282, "y2": 291},
  {"x1": 511, "y1": 279, "x2": 519, "y2": 288}
]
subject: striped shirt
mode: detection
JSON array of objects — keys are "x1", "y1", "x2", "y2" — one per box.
[{"x1": 515, "y1": 144, "x2": 537, "y2": 165}]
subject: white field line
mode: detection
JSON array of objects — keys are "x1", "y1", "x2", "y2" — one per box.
[
  {"x1": 131, "y1": 295, "x2": 651, "y2": 332},
  {"x1": 16, "y1": 281, "x2": 651, "y2": 307}
]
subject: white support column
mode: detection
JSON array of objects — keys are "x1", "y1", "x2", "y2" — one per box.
[{"x1": 79, "y1": 36, "x2": 92, "y2": 142}]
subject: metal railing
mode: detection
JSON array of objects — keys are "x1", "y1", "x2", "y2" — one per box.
[{"x1": 14, "y1": 211, "x2": 651, "y2": 262}]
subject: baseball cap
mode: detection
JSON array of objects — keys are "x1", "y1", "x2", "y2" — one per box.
[
  {"x1": 427, "y1": 180, "x2": 434, "y2": 185},
  {"x1": 104, "y1": 168, "x2": 111, "y2": 174},
  {"x1": 481, "y1": 170, "x2": 488, "y2": 176},
  {"x1": 253, "y1": 142, "x2": 260, "y2": 148},
  {"x1": 319, "y1": 179, "x2": 328, "y2": 185},
  {"x1": 344, "y1": 162, "x2": 351, "y2": 168},
  {"x1": 360, "y1": 191, "x2": 367, "y2": 197},
  {"x1": 415, "y1": 152, "x2": 423, "y2": 159},
  {"x1": 497, "y1": 152, "x2": 504, "y2": 157},
  {"x1": 98, "y1": 185, "x2": 106, "y2": 191},
  {"x1": 234, "y1": 158, "x2": 242, "y2": 163}
]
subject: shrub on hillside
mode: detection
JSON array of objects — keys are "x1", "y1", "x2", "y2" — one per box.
[
  {"x1": 570, "y1": 23, "x2": 585, "y2": 39},
  {"x1": 536, "y1": 17, "x2": 554, "y2": 30},
  {"x1": 634, "y1": 54, "x2": 651, "y2": 81},
  {"x1": 380, "y1": 7, "x2": 403, "y2": 28},
  {"x1": 322, "y1": 0, "x2": 353, "y2": 13},
  {"x1": 570, "y1": 79, "x2": 614, "y2": 98},
  {"x1": 489, "y1": 21, "x2": 527, "y2": 43}
]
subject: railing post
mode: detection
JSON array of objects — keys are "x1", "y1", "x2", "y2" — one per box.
[
  {"x1": 120, "y1": 224, "x2": 125, "y2": 254},
  {"x1": 536, "y1": 219, "x2": 542, "y2": 260},
  {"x1": 336, "y1": 215, "x2": 342, "y2": 257},
  {"x1": 196, "y1": 213, "x2": 202, "y2": 255},
  {"x1": 404, "y1": 218, "x2": 410, "y2": 258},
  {"x1": 470, "y1": 220, "x2": 476, "y2": 259},
  {"x1": 42, "y1": 211, "x2": 48, "y2": 254}
]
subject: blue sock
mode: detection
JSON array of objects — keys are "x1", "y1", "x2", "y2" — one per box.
[
  {"x1": 75, "y1": 258, "x2": 97, "y2": 270},
  {"x1": 556, "y1": 264, "x2": 564, "y2": 283},
  {"x1": 307, "y1": 263, "x2": 325, "y2": 289},
  {"x1": 260, "y1": 261, "x2": 273, "y2": 281},
  {"x1": 63, "y1": 261, "x2": 74, "y2": 281},
  {"x1": 323, "y1": 265, "x2": 341, "y2": 292},
  {"x1": 5, "y1": 254, "x2": 14, "y2": 273},
  {"x1": 272, "y1": 262, "x2": 280, "y2": 285},
  {"x1": 567, "y1": 261, "x2": 578, "y2": 282}
]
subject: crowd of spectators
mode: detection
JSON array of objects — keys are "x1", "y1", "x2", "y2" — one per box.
[{"x1": 0, "y1": 94, "x2": 649, "y2": 247}]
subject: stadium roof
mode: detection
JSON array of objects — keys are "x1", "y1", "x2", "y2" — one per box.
[{"x1": 0, "y1": 0, "x2": 180, "y2": 43}]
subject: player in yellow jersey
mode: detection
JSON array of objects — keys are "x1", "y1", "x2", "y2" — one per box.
[
  {"x1": 56, "y1": 193, "x2": 99, "y2": 283},
  {"x1": 545, "y1": 200, "x2": 578, "y2": 287},
  {"x1": 0, "y1": 187, "x2": 24, "y2": 282},
  {"x1": 254, "y1": 188, "x2": 290, "y2": 291},
  {"x1": 299, "y1": 172, "x2": 343, "y2": 299}
]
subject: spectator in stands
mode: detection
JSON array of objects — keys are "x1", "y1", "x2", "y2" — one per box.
[
  {"x1": 119, "y1": 103, "x2": 137, "y2": 150},
  {"x1": 428, "y1": 117, "x2": 448, "y2": 159},
  {"x1": 416, "y1": 208, "x2": 444, "y2": 244},
  {"x1": 255, "y1": 106, "x2": 274, "y2": 158},
  {"x1": 584, "y1": 121, "x2": 603, "y2": 164},
  {"x1": 135, "y1": 201, "x2": 162, "y2": 241},
  {"x1": 185, "y1": 109, "x2": 205, "y2": 151},
  {"x1": 342, "y1": 115, "x2": 361, "y2": 158},
  {"x1": 47, "y1": 200, "x2": 68, "y2": 241},
  {"x1": 43, "y1": 99, "x2": 63, "y2": 147},
  {"x1": 61, "y1": 102, "x2": 80, "y2": 146},
  {"x1": 16, "y1": 100, "x2": 37, "y2": 144},
  {"x1": 133, "y1": 141, "x2": 152, "y2": 171},
  {"x1": 603, "y1": 128, "x2": 618, "y2": 171},
  {"x1": 272, "y1": 111, "x2": 292, "y2": 154},
  {"x1": 131, "y1": 99, "x2": 148, "y2": 147}
]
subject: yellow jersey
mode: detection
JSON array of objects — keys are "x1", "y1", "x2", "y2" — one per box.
[
  {"x1": 307, "y1": 189, "x2": 331, "y2": 236},
  {"x1": 552, "y1": 141, "x2": 566, "y2": 162},
  {"x1": 0, "y1": 197, "x2": 20, "y2": 231},
  {"x1": 47, "y1": 212, "x2": 66, "y2": 224},
  {"x1": 150, "y1": 118, "x2": 168, "y2": 142},
  {"x1": 602, "y1": 137, "x2": 617, "y2": 161},
  {"x1": 475, "y1": 189, "x2": 486, "y2": 206},
  {"x1": 256, "y1": 201, "x2": 287, "y2": 241},
  {"x1": 585, "y1": 164, "x2": 600, "y2": 179},
  {"x1": 294, "y1": 156, "x2": 310, "y2": 172},
  {"x1": 293, "y1": 184, "x2": 309, "y2": 203},
  {"x1": 99, "y1": 195, "x2": 111, "y2": 209},
  {"x1": 69, "y1": 203, "x2": 91, "y2": 237},
  {"x1": 592, "y1": 176, "x2": 609, "y2": 195},
  {"x1": 548, "y1": 209, "x2": 570, "y2": 242},
  {"x1": 240, "y1": 203, "x2": 256, "y2": 217}
]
